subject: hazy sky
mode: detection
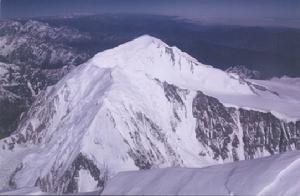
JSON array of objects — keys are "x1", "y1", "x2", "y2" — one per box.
[{"x1": 1, "y1": 0, "x2": 300, "y2": 28}]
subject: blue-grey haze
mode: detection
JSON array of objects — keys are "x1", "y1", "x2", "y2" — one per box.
[{"x1": 0, "y1": 0, "x2": 299, "y2": 28}]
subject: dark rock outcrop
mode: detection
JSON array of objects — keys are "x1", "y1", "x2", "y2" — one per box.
[
  {"x1": 35, "y1": 153, "x2": 105, "y2": 194},
  {"x1": 192, "y1": 91, "x2": 238, "y2": 160},
  {"x1": 191, "y1": 91, "x2": 300, "y2": 161}
]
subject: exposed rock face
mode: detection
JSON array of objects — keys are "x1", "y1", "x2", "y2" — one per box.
[
  {"x1": 226, "y1": 65, "x2": 263, "y2": 79},
  {"x1": 35, "y1": 153, "x2": 105, "y2": 194},
  {"x1": 239, "y1": 109, "x2": 300, "y2": 159},
  {"x1": 0, "y1": 62, "x2": 72, "y2": 138},
  {"x1": 191, "y1": 91, "x2": 300, "y2": 162},
  {"x1": 0, "y1": 19, "x2": 94, "y2": 138},
  {"x1": 192, "y1": 92, "x2": 237, "y2": 160},
  {"x1": 160, "y1": 82, "x2": 300, "y2": 164}
]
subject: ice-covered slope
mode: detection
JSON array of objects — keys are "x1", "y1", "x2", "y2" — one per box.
[
  {"x1": 102, "y1": 150, "x2": 300, "y2": 195},
  {"x1": 0, "y1": 35, "x2": 299, "y2": 194},
  {"x1": 88, "y1": 34, "x2": 300, "y2": 119}
]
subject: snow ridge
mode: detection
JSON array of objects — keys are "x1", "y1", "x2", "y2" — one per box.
[
  {"x1": 102, "y1": 151, "x2": 300, "y2": 195},
  {"x1": 258, "y1": 157, "x2": 300, "y2": 196}
]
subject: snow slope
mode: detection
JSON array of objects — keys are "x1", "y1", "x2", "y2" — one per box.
[
  {"x1": 0, "y1": 187, "x2": 44, "y2": 195},
  {"x1": 89, "y1": 35, "x2": 300, "y2": 120},
  {"x1": 102, "y1": 150, "x2": 300, "y2": 195},
  {"x1": 0, "y1": 35, "x2": 299, "y2": 193},
  {"x1": 248, "y1": 77, "x2": 300, "y2": 120}
]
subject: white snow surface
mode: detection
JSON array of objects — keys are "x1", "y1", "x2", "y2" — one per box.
[
  {"x1": 0, "y1": 35, "x2": 299, "y2": 193},
  {"x1": 89, "y1": 35, "x2": 300, "y2": 120},
  {"x1": 0, "y1": 187, "x2": 44, "y2": 195},
  {"x1": 102, "y1": 150, "x2": 300, "y2": 196},
  {"x1": 247, "y1": 77, "x2": 300, "y2": 121},
  {"x1": 78, "y1": 169, "x2": 98, "y2": 193}
]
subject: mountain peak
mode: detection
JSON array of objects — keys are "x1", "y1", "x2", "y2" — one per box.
[
  {"x1": 128, "y1": 34, "x2": 166, "y2": 47},
  {"x1": 90, "y1": 34, "x2": 197, "y2": 66},
  {"x1": 88, "y1": 35, "x2": 253, "y2": 96},
  {"x1": 85, "y1": 36, "x2": 300, "y2": 119}
]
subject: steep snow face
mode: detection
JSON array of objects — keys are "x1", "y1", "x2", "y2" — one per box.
[
  {"x1": 102, "y1": 150, "x2": 300, "y2": 195},
  {"x1": 90, "y1": 35, "x2": 253, "y2": 96},
  {"x1": 0, "y1": 35, "x2": 299, "y2": 193},
  {"x1": 90, "y1": 35, "x2": 300, "y2": 120}
]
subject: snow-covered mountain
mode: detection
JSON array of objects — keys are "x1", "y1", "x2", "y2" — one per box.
[
  {"x1": 0, "y1": 35, "x2": 299, "y2": 194},
  {"x1": 102, "y1": 150, "x2": 300, "y2": 195}
]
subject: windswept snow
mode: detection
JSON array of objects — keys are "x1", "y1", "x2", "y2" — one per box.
[
  {"x1": 248, "y1": 77, "x2": 300, "y2": 120},
  {"x1": 78, "y1": 170, "x2": 98, "y2": 193},
  {"x1": 102, "y1": 150, "x2": 300, "y2": 195},
  {"x1": 217, "y1": 76, "x2": 300, "y2": 121},
  {"x1": 0, "y1": 187, "x2": 43, "y2": 195}
]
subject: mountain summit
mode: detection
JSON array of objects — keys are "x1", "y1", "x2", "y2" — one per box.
[{"x1": 0, "y1": 35, "x2": 300, "y2": 194}]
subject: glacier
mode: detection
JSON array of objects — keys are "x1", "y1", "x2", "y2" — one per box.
[{"x1": 0, "y1": 35, "x2": 299, "y2": 194}]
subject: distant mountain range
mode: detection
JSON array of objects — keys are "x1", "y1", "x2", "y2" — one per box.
[{"x1": 0, "y1": 20, "x2": 92, "y2": 138}]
